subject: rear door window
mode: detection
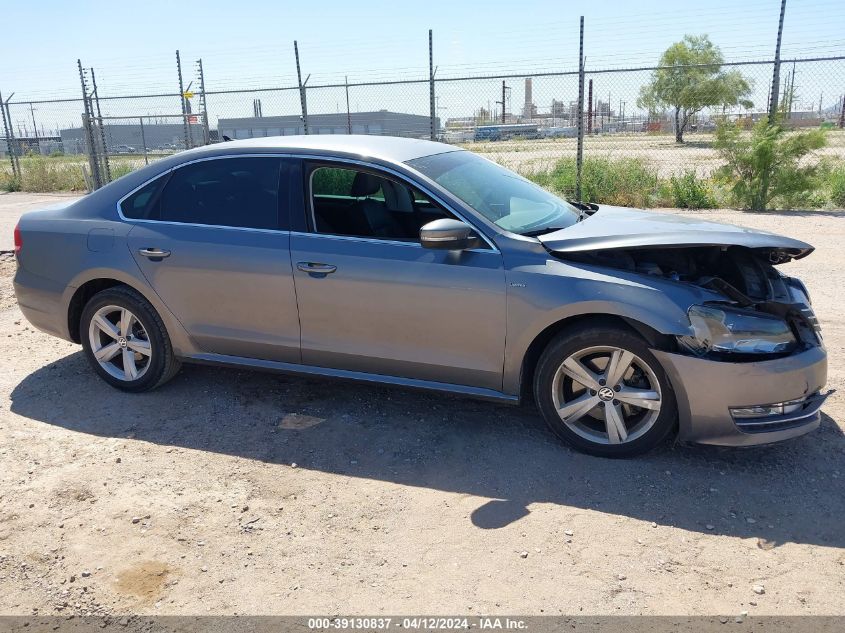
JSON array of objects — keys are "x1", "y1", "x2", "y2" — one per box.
[{"x1": 159, "y1": 157, "x2": 283, "y2": 230}]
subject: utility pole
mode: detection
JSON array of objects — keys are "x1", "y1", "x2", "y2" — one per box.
[
  {"x1": 294, "y1": 41, "x2": 309, "y2": 135},
  {"x1": 90, "y1": 68, "x2": 111, "y2": 182},
  {"x1": 789, "y1": 61, "x2": 797, "y2": 117},
  {"x1": 575, "y1": 16, "x2": 585, "y2": 201},
  {"x1": 429, "y1": 29, "x2": 436, "y2": 140},
  {"x1": 495, "y1": 81, "x2": 510, "y2": 124},
  {"x1": 768, "y1": 0, "x2": 787, "y2": 122},
  {"x1": 78, "y1": 60, "x2": 101, "y2": 189},
  {"x1": 29, "y1": 103, "x2": 38, "y2": 153},
  {"x1": 587, "y1": 79, "x2": 593, "y2": 134},
  {"x1": 196, "y1": 58, "x2": 210, "y2": 145},
  {"x1": 176, "y1": 50, "x2": 190, "y2": 148}
]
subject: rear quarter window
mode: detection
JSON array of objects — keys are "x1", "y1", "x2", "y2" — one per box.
[{"x1": 120, "y1": 175, "x2": 167, "y2": 220}]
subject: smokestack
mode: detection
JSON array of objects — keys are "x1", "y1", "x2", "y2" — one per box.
[{"x1": 524, "y1": 78, "x2": 533, "y2": 119}]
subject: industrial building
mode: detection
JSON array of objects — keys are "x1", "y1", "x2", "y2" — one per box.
[
  {"x1": 59, "y1": 123, "x2": 206, "y2": 154},
  {"x1": 218, "y1": 110, "x2": 437, "y2": 140},
  {"x1": 0, "y1": 136, "x2": 63, "y2": 157}
]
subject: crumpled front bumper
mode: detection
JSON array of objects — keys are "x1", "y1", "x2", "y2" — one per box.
[{"x1": 653, "y1": 345, "x2": 829, "y2": 446}]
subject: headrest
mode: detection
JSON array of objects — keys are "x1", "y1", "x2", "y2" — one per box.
[
  {"x1": 350, "y1": 171, "x2": 383, "y2": 197},
  {"x1": 382, "y1": 179, "x2": 413, "y2": 212}
]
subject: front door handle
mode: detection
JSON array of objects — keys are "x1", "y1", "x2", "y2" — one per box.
[
  {"x1": 296, "y1": 262, "x2": 337, "y2": 276},
  {"x1": 138, "y1": 248, "x2": 171, "y2": 259}
]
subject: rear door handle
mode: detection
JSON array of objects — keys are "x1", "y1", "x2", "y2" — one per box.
[
  {"x1": 138, "y1": 248, "x2": 171, "y2": 259},
  {"x1": 296, "y1": 262, "x2": 337, "y2": 276}
]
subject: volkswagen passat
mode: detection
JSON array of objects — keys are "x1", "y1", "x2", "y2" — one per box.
[{"x1": 13, "y1": 136, "x2": 829, "y2": 456}]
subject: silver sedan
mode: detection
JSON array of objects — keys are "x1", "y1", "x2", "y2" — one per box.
[{"x1": 13, "y1": 136, "x2": 829, "y2": 456}]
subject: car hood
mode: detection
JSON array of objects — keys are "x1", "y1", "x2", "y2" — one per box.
[{"x1": 537, "y1": 205, "x2": 813, "y2": 262}]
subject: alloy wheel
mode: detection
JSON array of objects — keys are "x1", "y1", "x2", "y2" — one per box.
[
  {"x1": 87, "y1": 305, "x2": 152, "y2": 381},
  {"x1": 551, "y1": 345, "x2": 662, "y2": 445}
]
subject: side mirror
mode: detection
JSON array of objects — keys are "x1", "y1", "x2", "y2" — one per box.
[{"x1": 420, "y1": 218, "x2": 480, "y2": 250}]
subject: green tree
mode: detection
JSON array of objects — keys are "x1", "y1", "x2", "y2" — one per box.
[
  {"x1": 713, "y1": 116, "x2": 826, "y2": 211},
  {"x1": 638, "y1": 35, "x2": 753, "y2": 143}
]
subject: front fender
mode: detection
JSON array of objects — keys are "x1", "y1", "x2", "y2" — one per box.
[{"x1": 502, "y1": 257, "x2": 714, "y2": 395}]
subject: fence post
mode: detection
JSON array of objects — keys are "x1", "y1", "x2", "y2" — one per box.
[
  {"x1": 429, "y1": 29, "x2": 436, "y2": 141},
  {"x1": 575, "y1": 16, "x2": 585, "y2": 202},
  {"x1": 77, "y1": 60, "x2": 102, "y2": 190},
  {"x1": 176, "y1": 50, "x2": 190, "y2": 149},
  {"x1": 768, "y1": 0, "x2": 787, "y2": 121},
  {"x1": 0, "y1": 91, "x2": 19, "y2": 179},
  {"x1": 294, "y1": 41, "x2": 309, "y2": 135},
  {"x1": 140, "y1": 117, "x2": 149, "y2": 165},
  {"x1": 345, "y1": 76, "x2": 352, "y2": 134},
  {"x1": 197, "y1": 58, "x2": 210, "y2": 145},
  {"x1": 839, "y1": 94, "x2": 845, "y2": 128},
  {"x1": 90, "y1": 68, "x2": 111, "y2": 183}
]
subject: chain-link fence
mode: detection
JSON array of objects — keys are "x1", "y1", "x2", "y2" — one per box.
[{"x1": 2, "y1": 29, "x2": 844, "y2": 197}]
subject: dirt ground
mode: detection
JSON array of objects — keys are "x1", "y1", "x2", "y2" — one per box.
[
  {"x1": 0, "y1": 193, "x2": 81, "y2": 251},
  {"x1": 0, "y1": 194, "x2": 843, "y2": 617}
]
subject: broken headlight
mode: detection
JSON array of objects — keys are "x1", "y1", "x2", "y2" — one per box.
[{"x1": 678, "y1": 305, "x2": 797, "y2": 356}]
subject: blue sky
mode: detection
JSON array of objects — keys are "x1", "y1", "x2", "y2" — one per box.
[{"x1": 2, "y1": 0, "x2": 843, "y2": 132}]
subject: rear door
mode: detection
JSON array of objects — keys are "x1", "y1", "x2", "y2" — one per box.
[{"x1": 124, "y1": 156, "x2": 301, "y2": 362}]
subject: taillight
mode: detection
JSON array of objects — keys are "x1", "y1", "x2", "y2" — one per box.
[{"x1": 13, "y1": 223, "x2": 22, "y2": 256}]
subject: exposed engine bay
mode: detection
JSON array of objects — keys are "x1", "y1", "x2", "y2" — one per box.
[
  {"x1": 557, "y1": 245, "x2": 822, "y2": 353},
  {"x1": 561, "y1": 245, "x2": 792, "y2": 303}
]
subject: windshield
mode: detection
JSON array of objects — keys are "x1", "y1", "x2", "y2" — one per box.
[{"x1": 406, "y1": 150, "x2": 581, "y2": 235}]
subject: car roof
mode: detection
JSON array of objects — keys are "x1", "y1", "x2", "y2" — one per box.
[
  {"x1": 182, "y1": 134, "x2": 461, "y2": 165},
  {"x1": 82, "y1": 135, "x2": 466, "y2": 212}
]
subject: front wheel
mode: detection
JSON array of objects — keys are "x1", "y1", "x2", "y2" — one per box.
[
  {"x1": 80, "y1": 286, "x2": 180, "y2": 392},
  {"x1": 534, "y1": 325, "x2": 677, "y2": 457}
]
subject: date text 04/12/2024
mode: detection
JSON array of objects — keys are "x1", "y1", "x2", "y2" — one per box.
[{"x1": 307, "y1": 617, "x2": 528, "y2": 630}]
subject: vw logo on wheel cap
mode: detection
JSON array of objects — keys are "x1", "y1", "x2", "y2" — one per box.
[
  {"x1": 118, "y1": 337, "x2": 128, "y2": 348},
  {"x1": 598, "y1": 386, "x2": 615, "y2": 401}
]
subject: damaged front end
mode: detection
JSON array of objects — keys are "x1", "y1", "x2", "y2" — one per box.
[
  {"x1": 534, "y1": 205, "x2": 824, "y2": 362},
  {"x1": 557, "y1": 244, "x2": 823, "y2": 361},
  {"x1": 554, "y1": 243, "x2": 830, "y2": 441},
  {"x1": 535, "y1": 206, "x2": 829, "y2": 443},
  {"x1": 557, "y1": 244, "x2": 822, "y2": 362}
]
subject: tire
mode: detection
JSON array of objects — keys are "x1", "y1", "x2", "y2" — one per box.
[
  {"x1": 533, "y1": 323, "x2": 677, "y2": 457},
  {"x1": 80, "y1": 285, "x2": 181, "y2": 392}
]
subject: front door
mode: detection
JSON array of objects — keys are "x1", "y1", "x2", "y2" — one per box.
[
  {"x1": 125, "y1": 156, "x2": 300, "y2": 362},
  {"x1": 289, "y1": 162, "x2": 506, "y2": 391}
]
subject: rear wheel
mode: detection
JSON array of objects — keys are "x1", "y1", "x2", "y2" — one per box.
[
  {"x1": 80, "y1": 286, "x2": 180, "y2": 392},
  {"x1": 534, "y1": 325, "x2": 677, "y2": 457}
]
